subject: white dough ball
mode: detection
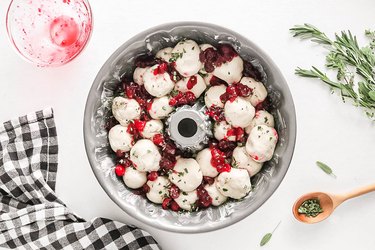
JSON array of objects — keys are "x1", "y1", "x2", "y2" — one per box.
[
  {"x1": 245, "y1": 125, "x2": 278, "y2": 163},
  {"x1": 224, "y1": 97, "x2": 255, "y2": 128},
  {"x1": 130, "y1": 139, "x2": 161, "y2": 172},
  {"x1": 112, "y1": 97, "x2": 141, "y2": 126},
  {"x1": 108, "y1": 124, "x2": 133, "y2": 152}
]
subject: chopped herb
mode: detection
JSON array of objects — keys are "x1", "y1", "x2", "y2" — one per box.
[
  {"x1": 198, "y1": 71, "x2": 208, "y2": 78},
  {"x1": 169, "y1": 52, "x2": 183, "y2": 62},
  {"x1": 178, "y1": 172, "x2": 185, "y2": 177},
  {"x1": 183, "y1": 48, "x2": 187, "y2": 53},
  {"x1": 159, "y1": 191, "x2": 162, "y2": 194},
  {"x1": 182, "y1": 191, "x2": 188, "y2": 195},
  {"x1": 298, "y1": 198, "x2": 323, "y2": 217},
  {"x1": 184, "y1": 168, "x2": 188, "y2": 174},
  {"x1": 222, "y1": 188, "x2": 228, "y2": 192},
  {"x1": 170, "y1": 89, "x2": 179, "y2": 97},
  {"x1": 147, "y1": 149, "x2": 151, "y2": 153},
  {"x1": 183, "y1": 199, "x2": 187, "y2": 202},
  {"x1": 192, "y1": 46, "x2": 195, "y2": 50},
  {"x1": 257, "y1": 126, "x2": 262, "y2": 131},
  {"x1": 228, "y1": 72, "x2": 231, "y2": 75},
  {"x1": 264, "y1": 117, "x2": 269, "y2": 123},
  {"x1": 162, "y1": 106, "x2": 167, "y2": 111}
]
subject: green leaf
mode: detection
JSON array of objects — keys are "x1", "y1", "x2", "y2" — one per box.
[
  {"x1": 260, "y1": 233, "x2": 272, "y2": 246},
  {"x1": 260, "y1": 221, "x2": 281, "y2": 247},
  {"x1": 316, "y1": 161, "x2": 336, "y2": 177},
  {"x1": 368, "y1": 91, "x2": 375, "y2": 101}
]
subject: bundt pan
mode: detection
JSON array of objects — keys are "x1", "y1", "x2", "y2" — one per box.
[{"x1": 83, "y1": 22, "x2": 297, "y2": 233}]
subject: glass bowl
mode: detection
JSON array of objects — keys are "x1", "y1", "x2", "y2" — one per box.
[
  {"x1": 6, "y1": 0, "x2": 92, "y2": 67},
  {"x1": 83, "y1": 22, "x2": 297, "y2": 233}
]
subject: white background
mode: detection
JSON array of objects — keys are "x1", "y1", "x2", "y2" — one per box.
[{"x1": 1, "y1": 0, "x2": 375, "y2": 249}]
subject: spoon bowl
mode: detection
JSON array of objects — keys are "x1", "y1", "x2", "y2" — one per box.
[{"x1": 292, "y1": 192, "x2": 335, "y2": 224}]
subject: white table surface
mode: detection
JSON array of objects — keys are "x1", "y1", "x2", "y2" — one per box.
[{"x1": 1, "y1": 0, "x2": 375, "y2": 249}]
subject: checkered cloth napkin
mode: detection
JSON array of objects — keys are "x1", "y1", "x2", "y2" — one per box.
[{"x1": 0, "y1": 108, "x2": 160, "y2": 250}]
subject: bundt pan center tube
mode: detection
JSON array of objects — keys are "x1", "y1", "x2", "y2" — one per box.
[{"x1": 83, "y1": 22, "x2": 297, "y2": 233}]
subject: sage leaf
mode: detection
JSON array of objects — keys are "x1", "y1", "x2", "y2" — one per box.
[
  {"x1": 260, "y1": 233, "x2": 272, "y2": 246},
  {"x1": 316, "y1": 161, "x2": 336, "y2": 177},
  {"x1": 369, "y1": 91, "x2": 375, "y2": 101},
  {"x1": 260, "y1": 221, "x2": 281, "y2": 247}
]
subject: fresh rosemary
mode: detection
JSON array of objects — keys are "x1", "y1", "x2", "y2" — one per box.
[{"x1": 290, "y1": 24, "x2": 375, "y2": 118}]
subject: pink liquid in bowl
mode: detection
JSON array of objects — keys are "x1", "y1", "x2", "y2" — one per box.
[{"x1": 50, "y1": 16, "x2": 80, "y2": 47}]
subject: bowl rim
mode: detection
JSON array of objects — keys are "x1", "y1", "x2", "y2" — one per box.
[{"x1": 83, "y1": 21, "x2": 297, "y2": 233}]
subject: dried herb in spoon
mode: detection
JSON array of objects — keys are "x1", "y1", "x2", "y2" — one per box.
[{"x1": 298, "y1": 198, "x2": 323, "y2": 217}]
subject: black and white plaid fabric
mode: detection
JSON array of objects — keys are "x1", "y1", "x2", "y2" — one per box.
[{"x1": 0, "y1": 108, "x2": 160, "y2": 250}]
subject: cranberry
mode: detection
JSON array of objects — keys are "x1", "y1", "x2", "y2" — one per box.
[
  {"x1": 218, "y1": 44, "x2": 237, "y2": 62},
  {"x1": 197, "y1": 186, "x2": 213, "y2": 208},
  {"x1": 146, "y1": 100, "x2": 153, "y2": 111},
  {"x1": 170, "y1": 201, "x2": 180, "y2": 211},
  {"x1": 162, "y1": 198, "x2": 172, "y2": 210},
  {"x1": 169, "y1": 185, "x2": 180, "y2": 199},
  {"x1": 115, "y1": 164, "x2": 126, "y2": 177},
  {"x1": 126, "y1": 123, "x2": 137, "y2": 135},
  {"x1": 226, "y1": 85, "x2": 238, "y2": 96},
  {"x1": 236, "y1": 127, "x2": 244, "y2": 141},
  {"x1": 235, "y1": 83, "x2": 252, "y2": 97},
  {"x1": 152, "y1": 134, "x2": 165, "y2": 147},
  {"x1": 219, "y1": 92, "x2": 230, "y2": 103},
  {"x1": 209, "y1": 76, "x2": 227, "y2": 86},
  {"x1": 122, "y1": 158, "x2": 132, "y2": 168},
  {"x1": 216, "y1": 163, "x2": 231, "y2": 173},
  {"x1": 115, "y1": 150, "x2": 125, "y2": 158},
  {"x1": 134, "y1": 120, "x2": 146, "y2": 132},
  {"x1": 142, "y1": 184, "x2": 150, "y2": 193},
  {"x1": 125, "y1": 82, "x2": 138, "y2": 99},
  {"x1": 203, "y1": 176, "x2": 215, "y2": 185},
  {"x1": 153, "y1": 62, "x2": 168, "y2": 75},
  {"x1": 164, "y1": 143, "x2": 176, "y2": 155},
  {"x1": 206, "y1": 106, "x2": 225, "y2": 122},
  {"x1": 211, "y1": 157, "x2": 225, "y2": 167},
  {"x1": 186, "y1": 76, "x2": 197, "y2": 90},
  {"x1": 218, "y1": 140, "x2": 236, "y2": 152},
  {"x1": 159, "y1": 156, "x2": 176, "y2": 173},
  {"x1": 148, "y1": 171, "x2": 158, "y2": 181},
  {"x1": 169, "y1": 98, "x2": 178, "y2": 106},
  {"x1": 185, "y1": 91, "x2": 196, "y2": 103}
]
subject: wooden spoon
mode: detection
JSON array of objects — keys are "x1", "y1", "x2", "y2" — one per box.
[{"x1": 292, "y1": 183, "x2": 375, "y2": 224}]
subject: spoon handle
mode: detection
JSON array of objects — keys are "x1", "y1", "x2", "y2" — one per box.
[{"x1": 340, "y1": 182, "x2": 375, "y2": 202}]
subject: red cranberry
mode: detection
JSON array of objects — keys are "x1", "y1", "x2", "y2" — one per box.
[
  {"x1": 164, "y1": 143, "x2": 176, "y2": 155},
  {"x1": 186, "y1": 76, "x2": 197, "y2": 90},
  {"x1": 146, "y1": 100, "x2": 153, "y2": 111},
  {"x1": 162, "y1": 198, "x2": 172, "y2": 210},
  {"x1": 203, "y1": 176, "x2": 215, "y2": 185},
  {"x1": 116, "y1": 150, "x2": 125, "y2": 158},
  {"x1": 152, "y1": 134, "x2": 165, "y2": 147},
  {"x1": 170, "y1": 201, "x2": 180, "y2": 211},
  {"x1": 159, "y1": 156, "x2": 176, "y2": 172},
  {"x1": 226, "y1": 85, "x2": 238, "y2": 96},
  {"x1": 235, "y1": 83, "x2": 252, "y2": 97},
  {"x1": 218, "y1": 140, "x2": 236, "y2": 152},
  {"x1": 185, "y1": 91, "x2": 196, "y2": 103},
  {"x1": 142, "y1": 184, "x2": 150, "y2": 193},
  {"x1": 115, "y1": 165, "x2": 126, "y2": 177},
  {"x1": 209, "y1": 76, "x2": 226, "y2": 86},
  {"x1": 134, "y1": 120, "x2": 146, "y2": 132},
  {"x1": 216, "y1": 163, "x2": 231, "y2": 173},
  {"x1": 122, "y1": 158, "x2": 132, "y2": 168},
  {"x1": 125, "y1": 82, "x2": 138, "y2": 99},
  {"x1": 169, "y1": 185, "x2": 180, "y2": 199},
  {"x1": 206, "y1": 106, "x2": 225, "y2": 122},
  {"x1": 153, "y1": 62, "x2": 168, "y2": 75},
  {"x1": 148, "y1": 171, "x2": 158, "y2": 181},
  {"x1": 219, "y1": 92, "x2": 230, "y2": 103}
]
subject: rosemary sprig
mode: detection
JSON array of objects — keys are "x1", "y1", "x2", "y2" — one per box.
[{"x1": 291, "y1": 24, "x2": 375, "y2": 118}]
